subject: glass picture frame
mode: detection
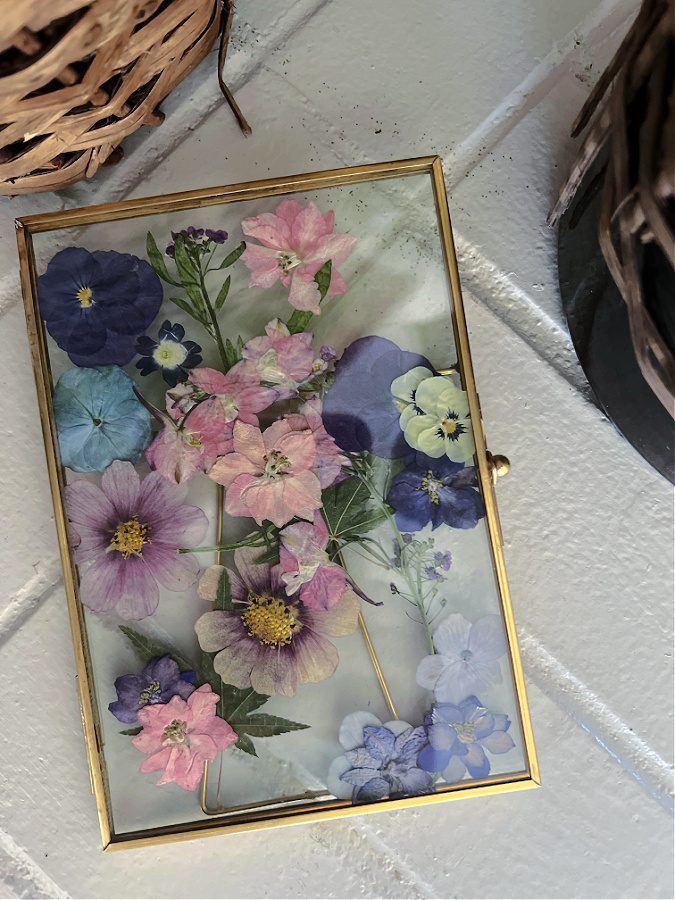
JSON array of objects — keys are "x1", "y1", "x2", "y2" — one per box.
[{"x1": 16, "y1": 157, "x2": 539, "y2": 850}]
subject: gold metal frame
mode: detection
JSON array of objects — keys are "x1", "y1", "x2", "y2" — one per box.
[{"x1": 16, "y1": 156, "x2": 539, "y2": 851}]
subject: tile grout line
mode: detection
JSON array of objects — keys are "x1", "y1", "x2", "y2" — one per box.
[{"x1": 520, "y1": 630, "x2": 674, "y2": 815}]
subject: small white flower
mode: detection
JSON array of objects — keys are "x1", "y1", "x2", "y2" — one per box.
[
  {"x1": 152, "y1": 338, "x2": 188, "y2": 370},
  {"x1": 401, "y1": 375, "x2": 475, "y2": 463},
  {"x1": 416, "y1": 613, "x2": 507, "y2": 703}
]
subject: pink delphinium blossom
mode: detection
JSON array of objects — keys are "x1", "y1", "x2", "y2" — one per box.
[
  {"x1": 132, "y1": 685, "x2": 237, "y2": 791},
  {"x1": 189, "y1": 363, "x2": 277, "y2": 425},
  {"x1": 285, "y1": 398, "x2": 350, "y2": 488},
  {"x1": 242, "y1": 318, "x2": 315, "y2": 398},
  {"x1": 195, "y1": 548, "x2": 359, "y2": 696},
  {"x1": 66, "y1": 460, "x2": 207, "y2": 619},
  {"x1": 279, "y1": 512, "x2": 348, "y2": 611},
  {"x1": 145, "y1": 396, "x2": 233, "y2": 484},
  {"x1": 208, "y1": 419, "x2": 322, "y2": 528},
  {"x1": 241, "y1": 199, "x2": 356, "y2": 314}
]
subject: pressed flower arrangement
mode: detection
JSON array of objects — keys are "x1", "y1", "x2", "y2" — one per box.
[{"x1": 17, "y1": 158, "x2": 538, "y2": 849}]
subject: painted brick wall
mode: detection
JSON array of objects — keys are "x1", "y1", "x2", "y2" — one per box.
[{"x1": 0, "y1": 2, "x2": 672, "y2": 897}]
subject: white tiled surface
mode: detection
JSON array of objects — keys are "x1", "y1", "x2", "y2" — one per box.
[{"x1": 0, "y1": 1, "x2": 673, "y2": 897}]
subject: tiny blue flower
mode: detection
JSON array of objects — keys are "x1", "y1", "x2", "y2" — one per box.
[
  {"x1": 135, "y1": 321, "x2": 202, "y2": 387},
  {"x1": 53, "y1": 366, "x2": 152, "y2": 472}
]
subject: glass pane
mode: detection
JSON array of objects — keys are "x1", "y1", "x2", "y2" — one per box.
[{"x1": 28, "y1": 167, "x2": 530, "y2": 839}]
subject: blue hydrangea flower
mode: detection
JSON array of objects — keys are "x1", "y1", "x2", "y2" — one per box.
[
  {"x1": 108, "y1": 657, "x2": 196, "y2": 726},
  {"x1": 38, "y1": 247, "x2": 162, "y2": 366},
  {"x1": 418, "y1": 697, "x2": 515, "y2": 782},
  {"x1": 53, "y1": 366, "x2": 152, "y2": 472},
  {"x1": 322, "y1": 336, "x2": 433, "y2": 458},
  {"x1": 327, "y1": 711, "x2": 434, "y2": 802},
  {"x1": 386, "y1": 453, "x2": 485, "y2": 532},
  {"x1": 135, "y1": 320, "x2": 202, "y2": 386}
]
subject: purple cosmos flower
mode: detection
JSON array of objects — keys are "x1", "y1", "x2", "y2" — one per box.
[
  {"x1": 418, "y1": 697, "x2": 515, "y2": 782},
  {"x1": 327, "y1": 711, "x2": 434, "y2": 802},
  {"x1": 195, "y1": 547, "x2": 359, "y2": 696},
  {"x1": 65, "y1": 460, "x2": 207, "y2": 620},
  {"x1": 322, "y1": 336, "x2": 433, "y2": 458},
  {"x1": 135, "y1": 320, "x2": 203, "y2": 387},
  {"x1": 386, "y1": 453, "x2": 485, "y2": 532},
  {"x1": 109, "y1": 656, "x2": 196, "y2": 725},
  {"x1": 38, "y1": 247, "x2": 162, "y2": 366},
  {"x1": 166, "y1": 227, "x2": 228, "y2": 257}
]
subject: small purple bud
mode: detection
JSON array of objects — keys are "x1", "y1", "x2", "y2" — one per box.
[{"x1": 320, "y1": 345, "x2": 337, "y2": 362}]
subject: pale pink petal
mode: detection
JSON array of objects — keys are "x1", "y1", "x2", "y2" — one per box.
[
  {"x1": 224, "y1": 473, "x2": 259, "y2": 517},
  {"x1": 275, "y1": 430, "x2": 317, "y2": 472},
  {"x1": 142, "y1": 543, "x2": 200, "y2": 592},
  {"x1": 326, "y1": 268, "x2": 347, "y2": 297},
  {"x1": 280, "y1": 470, "x2": 322, "y2": 521},
  {"x1": 145, "y1": 425, "x2": 203, "y2": 484},
  {"x1": 240, "y1": 478, "x2": 288, "y2": 527},
  {"x1": 300, "y1": 564, "x2": 347, "y2": 611},
  {"x1": 261, "y1": 418, "x2": 292, "y2": 450},
  {"x1": 138, "y1": 747, "x2": 172, "y2": 774},
  {"x1": 186, "y1": 684, "x2": 219, "y2": 724},
  {"x1": 290, "y1": 202, "x2": 329, "y2": 256},
  {"x1": 100, "y1": 461, "x2": 141, "y2": 518},
  {"x1": 198, "y1": 565, "x2": 226, "y2": 603},
  {"x1": 203, "y1": 717, "x2": 238, "y2": 751},
  {"x1": 241, "y1": 212, "x2": 291, "y2": 249},
  {"x1": 310, "y1": 232, "x2": 357, "y2": 267},
  {"x1": 241, "y1": 244, "x2": 283, "y2": 288},
  {"x1": 288, "y1": 269, "x2": 321, "y2": 313},
  {"x1": 210, "y1": 452, "x2": 260, "y2": 489},
  {"x1": 312, "y1": 511, "x2": 329, "y2": 548},
  {"x1": 275, "y1": 198, "x2": 305, "y2": 226},
  {"x1": 188, "y1": 367, "x2": 230, "y2": 396},
  {"x1": 232, "y1": 421, "x2": 266, "y2": 465}
]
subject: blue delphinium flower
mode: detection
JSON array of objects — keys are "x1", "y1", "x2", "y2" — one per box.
[
  {"x1": 418, "y1": 697, "x2": 515, "y2": 782},
  {"x1": 53, "y1": 366, "x2": 152, "y2": 472},
  {"x1": 109, "y1": 657, "x2": 196, "y2": 726},
  {"x1": 135, "y1": 320, "x2": 202, "y2": 386},
  {"x1": 322, "y1": 336, "x2": 433, "y2": 458},
  {"x1": 38, "y1": 247, "x2": 162, "y2": 366},
  {"x1": 386, "y1": 453, "x2": 485, "y2": 532},
  {"x1": 166, "y1": 226, "x2": 228, "y2": 258},
  {"x1": 327, "y1": 711, "x2": 434, "y2": 802}
]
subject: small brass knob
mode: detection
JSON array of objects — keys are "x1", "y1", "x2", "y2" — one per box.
[{"x1": 486, "y1": 452, "x2": 510, "y2": 484}]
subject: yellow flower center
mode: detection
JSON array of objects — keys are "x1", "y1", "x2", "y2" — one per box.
[
  {"x1": 420, "y1": 470, "x2": 442, "y2": 504},
  {"x1": 76, "y1": 287, "x2": 94, "y2": 308},
  {"x1": 453, "y1": 722, "x2": 477, "y2": 744},
  {"x1": 242, "y1": 593, "x2": 302, "y2": 646},
  {"x1": 440, "y1": 418, "x2": 458, "y2": 435},
  {"x1": 109, "y1": 517, "x2": 149, "y2": 558},
  {"x1": 139, "y1": 680, "x2": 161, "y2": 706},
  {"x1": 263, "y1": 449, "x2": 290, "y2": 480}
]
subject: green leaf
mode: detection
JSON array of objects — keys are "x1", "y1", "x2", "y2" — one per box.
[
  {"x1": 287, "y1": 260, "x2": 332, "y2": 334},
  {"x1": 119, "y1": 626, "x2": 195, "y2": 674},
  {"x1": 214, "y1": 275, "x2": 231, "y2": 312},
  {"x1": 168, "y1": 294, "x2": 206, "y2": 326},
  {"x1": 235, "y1": 733, "x2": 257, "y2": 756},
  {"x1": 232, "y1": 713, "x2": 309, "y2": 738},
  {"x1": 217, "y1": 241, "x2": 246, "y2": 269},
  {"x1": 146, "y1": 232, "x2": 181, "y2": 286},
  {"x1": 254, "y1": 543, "x2": 280, "y2": 566},
  {"x1": 223, "y1": 336, "x2": 243, "y2": 369},
  {"x1": 321, "y1": 476, "x2": 388, "y2": 543},
  {"x1": 220, "y1": 685, "x2": 268, "y2": 721},
  {"x1": 120, "y1": 726, "x2": 142, "y2": 736},
  {"x1": 173, "y1": 235, "x2": 207, "y2": 315},
  {"x1": 215, "y1": 567, "x2": 232, "y2": 612}
]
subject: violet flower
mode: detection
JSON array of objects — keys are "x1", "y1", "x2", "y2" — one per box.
[{"x1": 109, "y1": 656, "x2": 196, "y2": 725}]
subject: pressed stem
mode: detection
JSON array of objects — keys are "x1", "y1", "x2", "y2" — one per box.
[
  {"x1": 179, "y1": 535, "x2": 267, "y2": 554},
  {"x1": 197, "y1": 263, "x2": 229, "y2": 371}
]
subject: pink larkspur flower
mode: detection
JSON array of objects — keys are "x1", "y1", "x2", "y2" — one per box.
[
  {"x1": 132, "y1": 685, "x2": 237, "y2": 791},
  {"x1": 195, "y1": 548, "x2": 358, "y2": 696},
  {"x1": 280, "y1": 512, "x2": 348, "y2": 611},
  {"x1": 145, "y1": 396, "x2": 233, "y2": 484},
  {"x1": 208, "y1": 419, "x2": 322, "y2": 528},
  {"x1": 285, "y1": 398, "x2": 350, "y2": 488},
  {"x1": 66, "y1": 460, "x2": 207, "y2": 619},
  {"x1": 242, "y1": 318, "x2": 315, "y2": 398},
  {"x1": 241, "y1": 199, "x2": 356, "y2": 313},
  {"x1": 189, "y1": 362, "x2": 277, "y2": 425}
]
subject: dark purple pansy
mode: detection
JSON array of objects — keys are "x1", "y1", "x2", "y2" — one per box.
[
  {"x1": 37, "y1": 247, "x2": 162, "y2": 367},
  {"x1": 135, "y1": 320, "x2": 202, "y2": 387},
  {"x1": 322, "y1": 336, "x2": 433, "y2": 458},
  {"x1": 108, "y1": 656, "x2": 196, "y2": 725},
  {"x1": 386, "y1": 453, "x2": 485, "y2": 532}
]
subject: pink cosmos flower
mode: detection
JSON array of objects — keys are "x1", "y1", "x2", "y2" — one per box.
[
  {"x1": 242, "y1": 318, "x2": 315, "y2": 398},
  {"x1": 132, "y1": 685, "x2": 237, "y2": 791},
  {"x1": 195, "y1": 548, "x2": 359, "y2": 696},
  {"x1": 208, "y1": 419, "x2": 322, "y2": 528},
  {"x1": 285, "y1": 398, "x2": 350, "y2": 488},
  {"x1": 241, "y1": 199, "x2": 356, "y2": 313},
  {"x1": 189, "y1": 362, "x2": 277, "y2": 425},
  {"x1": 66, "y1": 460, "x2": 207, "y2": 619},
  {"x1": 145, "y1": 396, "x2": 233, "y2": 484},
  {"x1": 280, "y1": 512, "x2": 348, "y2": 611}
]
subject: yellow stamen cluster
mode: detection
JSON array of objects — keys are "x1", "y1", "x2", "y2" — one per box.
[
  {"x1": 440, "y1": 418, "x2": 458, "y2": 436},
  {"x1": 243, "y1": 593, "x2": 302, "y2": 647},
  {"x1": 76, "y1": 287, "x2": 94, "y2": 308},
  {"x1": 138, "y1": 680, "x2": 161, "y2": 706},
  {"x1": 109, "y1": 517, "x2": 149, "y2": 558},
  {"x1": 453, "y1": 722, "x2": 477, "y2": 744},
  {"x1": 163, "y1": 719, "x2": 189, "y2": 745},
  {"x1": 420, "y1": 470, "x2": 442, "y2": 505}
]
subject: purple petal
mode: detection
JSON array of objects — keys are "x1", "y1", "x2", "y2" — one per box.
[
  {"x1": 142, "y1": 543, "x2": 199, "y2": 592},
  {"x1": 480, "y1": 731, "x2": 515, "y2": 755},
  {"x1": 100, "y1": 461, "x2": 141, "y2": 519}
]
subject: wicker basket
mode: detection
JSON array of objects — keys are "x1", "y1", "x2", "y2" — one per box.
[{"x1": 0, "y1": 1, "x2": 223, "y2": 195}]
